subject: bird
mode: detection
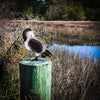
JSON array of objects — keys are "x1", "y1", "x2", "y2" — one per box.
[{"x1": 22, "y1": 28, "x2": 52, "y2": 61}]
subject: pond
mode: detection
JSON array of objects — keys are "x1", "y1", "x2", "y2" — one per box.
[{"x1": 49, "y1": 43, "x2": 100, "y2": 60}]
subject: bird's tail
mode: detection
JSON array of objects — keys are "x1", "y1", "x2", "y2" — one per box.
[{"x1": 41, "y1": 49, "x2": 53, "y2": 58}]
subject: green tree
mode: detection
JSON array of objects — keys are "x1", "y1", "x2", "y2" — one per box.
[
  {"x1": 67, "y1": 3, "x2": 86, "y2": 20},
  {"x1": 0, "y1": 0, "x2": 99, "y2": 20}
]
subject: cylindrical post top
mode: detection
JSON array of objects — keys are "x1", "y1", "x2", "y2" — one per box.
[{"x1": 19, "y1": 58, "x2": 51, "y2": 66}]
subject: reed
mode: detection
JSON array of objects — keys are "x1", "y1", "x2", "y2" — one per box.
[
  {"x1": 31, "y1": 21, "x2": 100, "y2": 45},
  {"x1": 51, "y1": 48, "x2": 100, "y2": 100},
  {"x1": 0, "y1": 45, "x2": 100, "y2": 100},
  {"x1": 0, "y1": 20, "x2": 100, "y2": 100}
]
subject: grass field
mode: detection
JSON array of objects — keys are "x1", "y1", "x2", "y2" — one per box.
[
  {"x1": 0, "y1": 47, "x2": 100, "y2": 100},
  {"x1": 31, "y1": 21, "x2": 100, "y2": 45},
  {"x1": 0, "y1": 20, "x2": 100, "y2": 100}
]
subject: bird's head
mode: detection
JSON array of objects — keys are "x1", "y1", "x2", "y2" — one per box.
[{"x1": 22, "y1": 28, "x2": 35, "y2": 42}]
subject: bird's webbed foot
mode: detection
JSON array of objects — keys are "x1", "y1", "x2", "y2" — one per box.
[
  {"x1": 34, "y1": 57, "x2": 38, "y2": 61},
  {"x1": 31, "y1": 57, "x2": 42, "y2": 61},
  {"x1": 31, "y1": 57, "x2": 38, "y2": 61}
]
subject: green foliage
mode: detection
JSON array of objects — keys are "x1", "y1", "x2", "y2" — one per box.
[
  {"x1": 85, "y1": 8, "x2": 97, "y2": 20},
  {"x1": 0, "y1": 0, "x2": 100, "y2": 21},
  {"x1": 0, "y1": 52, "x2": 12, "y2": 80},
  {"x1": 0, "y1": 52, "x2": 19, "y2": 100},
  {"x1": 14, "y1": 40, "x2": 23, "y2": 50},
  {"x1": 41, "y1": 1, "x2": 86, "y2": 21},
  {"x1": 67, "y1": 3, "x2": 86, "y2": 20}
]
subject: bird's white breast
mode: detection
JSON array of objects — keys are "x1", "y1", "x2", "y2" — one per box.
[{"x1": 24, "y1": 39, "x2": 32, "y2": 52}]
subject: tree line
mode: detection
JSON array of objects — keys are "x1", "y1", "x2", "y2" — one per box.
[{"x1": 0, "y1": 0, "x2": 100, "y2": 21}]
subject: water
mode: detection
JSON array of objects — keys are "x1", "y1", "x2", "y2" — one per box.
[{"x1": 50, "y1": 43, "x2": 100, "y2": 60}]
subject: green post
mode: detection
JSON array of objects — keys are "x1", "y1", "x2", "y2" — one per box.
[{"x1": 19, "y1": 58, "x2": 52, "y2": 100}]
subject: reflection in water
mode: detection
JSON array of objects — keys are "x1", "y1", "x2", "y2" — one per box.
[{"x1": 50, "y1": 44, "x2": 100, "y2": 60}]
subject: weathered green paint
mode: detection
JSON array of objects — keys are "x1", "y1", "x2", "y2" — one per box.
[{"x1": 19, "y1": 58, "x2": 52, "y2": 100}]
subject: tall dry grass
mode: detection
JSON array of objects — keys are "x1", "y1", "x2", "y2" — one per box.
[
  {"x1": 0, "y1": 20, "x2": 100, "y2": 50},
  {"x1": 0, "y1": 46, "x2": 100, "y2": 100},
  {"x1": 31, "y1": 21, "x2": 100, "y2": 45},
  {"x1": 51, "y1": 48, "x2": 100, "y2": 100},
  {"x1": 51, "y1": 26, "x2": 100, "y2": 45},
  {"x1": 0, "y1": 20, "x2": 100, "y2": 100}
]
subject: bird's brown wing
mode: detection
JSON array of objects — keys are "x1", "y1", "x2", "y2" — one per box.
[{"x1": 28, "y1": 39, "x2": 43, "y2": 53}]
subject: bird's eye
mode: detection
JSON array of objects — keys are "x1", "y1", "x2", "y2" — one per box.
[{"x1": 26, "y1": 32, "x2": 29, "y2": 35}]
